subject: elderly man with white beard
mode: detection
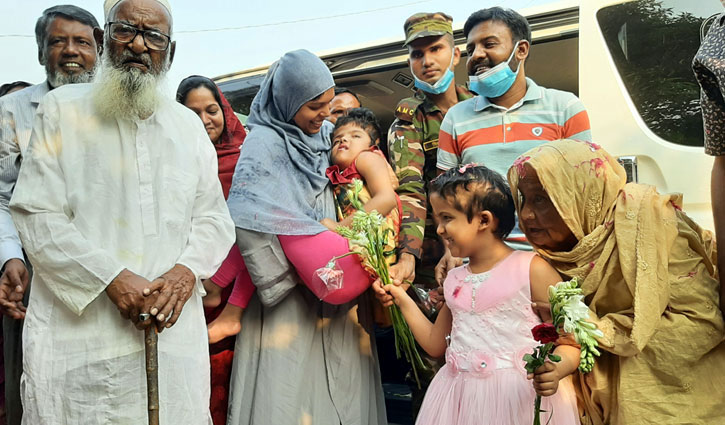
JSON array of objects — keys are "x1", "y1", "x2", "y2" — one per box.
[{"x1": 6, "y1": 0, "x2": 235, "y2": 423}]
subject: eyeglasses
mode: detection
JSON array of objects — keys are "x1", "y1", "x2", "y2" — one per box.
[{"x1": 106, "y1": 22, "x2": 171, "y2": 51}]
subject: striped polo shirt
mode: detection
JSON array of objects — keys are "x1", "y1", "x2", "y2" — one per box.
[
  {"x1": 437, "y1": 78, "x2": 591, "y2": 176},
  {"x1": 437, "y1": 78, "x2": 591, "y2": 242}
]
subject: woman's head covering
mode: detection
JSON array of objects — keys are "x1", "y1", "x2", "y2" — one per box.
[
  {"x1": 226, "y1": 49, "x2": 335, "y2": 235},
  {"x1": 214, "y1": 87, "x2": 246, "y2": 198},
  {"x1": 508, "y1": 139, "x2": 627, "y2": 244}
]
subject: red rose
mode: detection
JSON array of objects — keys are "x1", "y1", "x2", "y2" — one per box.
[{"x1": 531, "y1": 323, "x2": 559, "y2": 344}]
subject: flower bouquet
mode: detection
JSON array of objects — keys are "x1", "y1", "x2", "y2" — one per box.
[
  {"x1": 317, "y1": 179, "x2": 426, "y2": 387},
  {"x1": 523, "y1": 278, "x2": 603, "y2": 425}
]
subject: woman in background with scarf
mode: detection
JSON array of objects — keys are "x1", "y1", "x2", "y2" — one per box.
[{"x1": 177, "y1": 75, "x2": 248, "y2": 425}]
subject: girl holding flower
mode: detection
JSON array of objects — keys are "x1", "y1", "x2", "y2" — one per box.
[{"x1": 375, "y1": 165, "x2": 580, "y2": 425}]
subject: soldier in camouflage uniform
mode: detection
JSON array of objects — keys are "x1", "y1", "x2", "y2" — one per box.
[
  {"x1": 386, "y1": 13, "x2": 473, "y2": 290},
  {"x1": 383, "y1": 13, "x2": 474, "y2": 418}
]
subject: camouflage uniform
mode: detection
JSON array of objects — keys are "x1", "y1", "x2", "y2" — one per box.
[
  {"x1": 387, "y1": 84, "x2": 473, "y2": 286},
  {"x1": 388, "y1": 11, "x2": 475, "y2": 288},
  {"x1": 386, "y1": 13, "x2": 474, "y2": 417}
]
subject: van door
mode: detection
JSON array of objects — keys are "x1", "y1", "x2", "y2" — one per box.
[{"x1": 579, "y1": 0, "x2": 721, "y2": 230}]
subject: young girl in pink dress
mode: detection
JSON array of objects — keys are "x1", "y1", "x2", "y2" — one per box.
[{"x1": 375, "y1": 165, "x2": 580, "y2": 425}]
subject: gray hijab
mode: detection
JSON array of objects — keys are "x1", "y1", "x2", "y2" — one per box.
[{"x1": 227, "y1": 49, "x2": 336, "y2": 235}]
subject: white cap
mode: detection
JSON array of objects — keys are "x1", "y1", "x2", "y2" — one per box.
[{"x1": 103, "y1": 0, "x2": 172, "y2": 19}]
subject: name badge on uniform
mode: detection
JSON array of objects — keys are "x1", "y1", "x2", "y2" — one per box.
[{"x1": 423, "y1": 139, "x2": 439, "y2": 152}]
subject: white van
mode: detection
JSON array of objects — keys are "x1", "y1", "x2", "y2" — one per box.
[{"x1": 215, "y1": 0, "x2": 722, "y2": 230}]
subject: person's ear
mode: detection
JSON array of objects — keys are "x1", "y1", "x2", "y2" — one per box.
[
  {"x1": 169, "y1": 41, "x2": 176, "y2": 66},
  {"x1": 516, "y1": 39, "x2": 530, "y2": 62},
  {"x1": 452, "y1": 46, "x2": 461, "y2": 68},
  {"x1": 373, "y1": 137, "x2": 380, "y2": 146},
  {"x1": 93, "y1": 27, "x2": 104, "y2": 58},
  {"x1": 479, "y1": 210, "x2": 494, "y2": 232},
  {"x1": 38, "y1": 43, "x2": 46, "y2": 66}
]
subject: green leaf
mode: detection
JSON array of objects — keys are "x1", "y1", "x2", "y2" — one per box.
[{"x1": 548, "y1": 354, "x2": 561, "y2": 362}]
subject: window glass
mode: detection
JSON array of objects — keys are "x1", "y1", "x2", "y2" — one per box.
[{"x1": 597, "y1": 0, "x2": 722, "y2": 146}]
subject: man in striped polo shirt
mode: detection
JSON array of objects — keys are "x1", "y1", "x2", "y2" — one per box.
[
  {"x1": 437, "y1": 7, "x2": 591, "y2": 177},
  {"x1": 435, "y1": 7, "x2": 590, "y2": 260}
]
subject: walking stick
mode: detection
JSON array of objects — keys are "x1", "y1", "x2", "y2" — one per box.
[{"x1": 139, "y1": 313, "x2": 159, "y2": 425}]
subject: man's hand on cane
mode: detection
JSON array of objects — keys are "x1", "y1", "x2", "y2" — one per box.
[
  {"x1": 0, "y1": 258, "x2": 29, "y2": 319},
  {"x1": 143, "y1": 264, "x2": 195, "y2": 331},
  {"x1": 106, "y1": 269, "x2": 155, "y2": 329}
]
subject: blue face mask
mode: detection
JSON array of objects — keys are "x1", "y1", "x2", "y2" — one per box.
[
  {"x1": 411, "y1": 53, "x2": 455, "y2": 95},
  {"x1": 468, "y1": 42, "x2": 521, "y2": 99}
]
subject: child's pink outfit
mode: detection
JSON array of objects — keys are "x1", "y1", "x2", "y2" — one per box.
[
  {"x1": 210, "y1": 247, "x2": 256, "y2": 308},
  {"x1": 211, "y1": 232, "x2": 373, "y2": 307},
  {"x1": 416, "y1": 251, "x2": 579, "y2": 425}
]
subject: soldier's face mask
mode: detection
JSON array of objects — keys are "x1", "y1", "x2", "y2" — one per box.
[{"x1": 411, "y1": 52, "x2": 455, "y2": 95}]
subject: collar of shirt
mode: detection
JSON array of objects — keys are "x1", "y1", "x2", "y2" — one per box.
[
  {"x1": 418, "y1": 84, "x2": 475, "y2": 115},
  {"x1": 472, "y1": 77, "x2": 543, "y2": 112},
  {"x1": 30, "y1": 80, "x2": 51, "y2": 106}
]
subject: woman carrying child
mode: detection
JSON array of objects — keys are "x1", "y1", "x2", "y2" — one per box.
[
  {"x1": 225, "y1": 50, "x2": 386, "y2": 425},
  {"x1": 375, "y1": 165, "x2": 580, "y2": 424}
]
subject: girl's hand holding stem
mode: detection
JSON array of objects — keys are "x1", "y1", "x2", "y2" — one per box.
[
  {"x1": 528, "y1": 361, "x2": 562, "y2": 397},
  {"x1": 527, "y1": 344, "x2": 580, "y2": 397},
  {"x1": 372, "y1": 277, "x2": 410, "y2": 308}
]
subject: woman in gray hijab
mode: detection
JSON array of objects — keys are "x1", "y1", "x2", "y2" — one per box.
[{"x1": 226, "y1": 49, "x2": 387, "y2": 425}]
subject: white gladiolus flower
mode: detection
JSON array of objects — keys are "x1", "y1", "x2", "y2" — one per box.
[
  {"x1": 561, "y1": 294, "x2": 591, "y2": 322},
  {"x1": 548, "y1": 278, "x2": 602, "y2": 373}
]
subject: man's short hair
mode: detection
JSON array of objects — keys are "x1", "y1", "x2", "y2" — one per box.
[
  {"x1": 35, "y1": 5, "x2": 100, "y2": 63},
  {"x1": 0, "y1": 81, "x2": 32, "y2": 98},
  {"x1": 333, "y1": 87, "x2": 362, "y2": 107},
  {"x1": 463, "y1": 7, "x2": 531, "y2": 44}
]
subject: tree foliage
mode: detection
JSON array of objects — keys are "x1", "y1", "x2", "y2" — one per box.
[{"x1": 597, "y1": 0, "x2": 713, "y2": 146}]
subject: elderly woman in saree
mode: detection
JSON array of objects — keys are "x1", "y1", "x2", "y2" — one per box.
[
  {"x1": 224, "y1": 49, "x2": 386, "y2": 425},
  {"x1": 507, "y1": 139, "x2": 725, "y2": 425}
]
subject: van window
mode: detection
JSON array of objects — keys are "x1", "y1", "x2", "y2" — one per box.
[{"x1": 597, "y1": 0, "x2": 722, "y2": 147}]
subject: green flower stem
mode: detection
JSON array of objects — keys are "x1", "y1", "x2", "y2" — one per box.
[
  {"x1": 533, "y1": 394, "x2": 542, "y2": 425},
  {"x1": 333, "y1": 183, "x2": 428, "y2": 388}
]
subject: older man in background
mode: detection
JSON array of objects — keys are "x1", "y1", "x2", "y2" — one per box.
[
  {"x1": 0, "y1": 5, "x2": 100, "y2": 424},
  {"x1": 5, "y1": 0, "x2": 234, "y2": 423},
  {"x1": 327, "y1": 87, "x2": 362, "y2": 124}
]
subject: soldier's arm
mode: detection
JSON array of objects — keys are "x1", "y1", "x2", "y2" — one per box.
[{"x1": 387, "y1": 116, "x2": 426, "y2": 261}]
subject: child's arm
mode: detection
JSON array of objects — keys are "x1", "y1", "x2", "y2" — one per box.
[
  {"x1": 529, "y1": 255, "x2": 581, "y2": 396},
  {"x1": 384, "y1": 282, "x2": 451, "y2": 358},
  {"x1": 336, "y1": 151, "x2": 397, "y2": 229}
]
